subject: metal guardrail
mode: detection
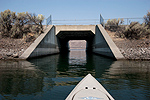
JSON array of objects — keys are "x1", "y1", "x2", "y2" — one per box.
[
  {"x1": 45, "y1": 15, "x2": 100, "y2": 25},
  {"x1": 45, "y1": 14, "x2": 143, "y2": 26},
  {"x1": 104, "y1": 17, "x2": 143, "y2": 25},
  {"x1": 51, "y1": 19, "x2": 100, "y2": 25},
  {"x1": 99, "y1": 14, "x2": 144, "y2": 27}
]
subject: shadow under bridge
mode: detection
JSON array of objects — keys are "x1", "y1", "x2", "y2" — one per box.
[{"x1": 56, "y1": 31, "x2": 95, "y2": 52}]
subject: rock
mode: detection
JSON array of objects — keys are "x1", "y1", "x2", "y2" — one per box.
[
  {"x1": 21, "y1": 49, "x2": 24, "y2": 52},
  {"x1": 0, "y1": 54, "x2": 2, "y2": 59},
  {"x1": 137, "y1": 45, "x2": 140, "y2": 47},
  {"x1": 145, "y1": 41, "x2": 149, "y2": 45},
  {"x1": 6, "y1": 52, "x2": 12, "y2": 57},
  {"x1": 13, "y1": 53, "x2": 19, "y2": 58}
]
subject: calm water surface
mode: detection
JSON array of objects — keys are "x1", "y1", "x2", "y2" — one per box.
[{"x1": 0, "y1": 50, "x2": 150, "y2": 100}]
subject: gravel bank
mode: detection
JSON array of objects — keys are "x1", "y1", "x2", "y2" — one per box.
[
  {"x1": 0, "y1": 26, "x2": 47, "y2": 60},
  {"x1": 0, "y1": 38, "x2": 33, "y2": 60},
  {"x1": 107, "y1": 30, "x2": 150, "y2": 60}
]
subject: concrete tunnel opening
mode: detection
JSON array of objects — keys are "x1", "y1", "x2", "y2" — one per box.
[
  {"x1": 20, "y1": 25, "x2": 124, "y2": 60},
  {"x1": 56, "y1": 31, "x2": 95, "y2": 53},
  {"x1": 69, "y1": 40, "x2": 86, "y2": 50}
]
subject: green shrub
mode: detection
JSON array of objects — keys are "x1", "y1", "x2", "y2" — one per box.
[
  {"x1": 11, "y1": 12, "x2": 28, "y2": 38},
  {"x1": 112, "y1": 11, "x2": 150, "y2": 40},
  {"x1": 0, "y1": 9, "x2": 44, "y2": 39},
  {"x1": 116, "y1": 22, "x2": 150, "y2": 39},
  {"x1": 105, "y1": 18, "x2": 124, "y2": 31},
  {"x1": 144, "y1": 11, "x2": 150, "y2": 28},
  {"x1": 26, "y1": 13, "x2": 44, "y2": 34},
  {"x1": 0, "y1": 9, "x2": 14, "y2": 37}
]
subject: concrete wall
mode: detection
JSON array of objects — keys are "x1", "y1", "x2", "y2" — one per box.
[
  {"x1": 55, "y1": 25, "x2": 95, "y2": 35},
  {"x1": 20, "y1": 25, "x2": 59, "y2": 59},
  {"x1": 93, "y1": 25, "x2": 124, "y2": 59}
]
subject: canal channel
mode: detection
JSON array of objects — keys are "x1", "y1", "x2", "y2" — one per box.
[{"x1": 0, "y1": 41, "x2": 150, "y2": 100}]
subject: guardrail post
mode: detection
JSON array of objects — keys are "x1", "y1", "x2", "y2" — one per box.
[
  {"x1": 100, "y1": 14, "x2": 105, "y2": 27},
  {"x1": 46, "y1": 15, "x2": 52, "y2": 29},
  {"x1": 50, "y1": 15, "x2": 52, "y2": 25}
]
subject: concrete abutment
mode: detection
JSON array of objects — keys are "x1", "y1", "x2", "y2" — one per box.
[{"x1": 20, "y1": 25, "x2": 125, "y2": 60}]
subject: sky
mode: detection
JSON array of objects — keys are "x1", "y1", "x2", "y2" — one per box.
[{"x1": 0, "y1": 0, "x2": 150, "y2": 25}]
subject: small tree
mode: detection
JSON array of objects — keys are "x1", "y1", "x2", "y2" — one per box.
[
  {"x1": 0, "y1": 10, "x2": 44, "y2": 39},
  {"x1": 0, "y1": 9, "x2": 14, "y2": 37},
  {"x1": 27, "y1": 13, "x2": 44, "y2": 34},
  {"x1": 11, "y1": 12, "x2": 29, "y2": 38},
  {"x1": 116, "y1": 22, "x2": 150, "y2": 39}
]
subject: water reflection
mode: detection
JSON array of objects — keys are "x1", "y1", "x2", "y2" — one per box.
[
  {"x1": 0, "y1": 52, "x2": 149, "y2": 100},
  {"x1": 56, "y1": 50, "x2": 115, "y2": 77},
  {"x1": 104, "y1": 60, "x2": 150, "y2": 79},
  {"x1": 0, "y1": 60, "x2": 44, "y2": 99},
  {"x1": 69, "y1": 49, "x2": 87, "y2": 65},
  {"x1": 98, "y1": 60, "x2": 150, "y2": 100}
]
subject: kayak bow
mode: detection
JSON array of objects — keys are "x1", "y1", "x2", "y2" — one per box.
[{"x1": 66, "y1": 74, "x2": 114, "y2": 100}]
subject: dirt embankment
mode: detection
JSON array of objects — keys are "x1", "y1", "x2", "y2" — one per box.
[{"x1": 107, "y1": 30, "x2": 150, "y2": 60}]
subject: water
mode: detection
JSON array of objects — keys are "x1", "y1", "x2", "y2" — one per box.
[{"x1": 0, "y1": 50, "x2": 150, "y2": 100}]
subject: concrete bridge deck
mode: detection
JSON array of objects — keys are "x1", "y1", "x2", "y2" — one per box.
[{"x1": 20, "y1": 25, "x2": 124, "y2": 60}]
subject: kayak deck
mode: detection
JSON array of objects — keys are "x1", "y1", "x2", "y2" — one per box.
[{"x1": 66, "y1": 74, "x2": 114, "y2": 100}]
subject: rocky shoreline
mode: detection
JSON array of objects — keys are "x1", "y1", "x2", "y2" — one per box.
[
  {"x1": 115, "y1": 40, "x2": 150, "y2": 60},
  {"x1": 0, "y1": 38, "x2": 33, "y2": 60},
  {"x1": 107, "y1": 30, "x2": 150, "y2": 60},
  {"x1": 0, "y1": 30, "x2": 150, "y2": 60},
  {"x1": 0, "y1": 26, "x2": 47, "y2": 60}
]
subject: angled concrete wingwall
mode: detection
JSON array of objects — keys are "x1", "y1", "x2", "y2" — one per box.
[
  {"x1": 93, "y1": 24, "x2": 124, "y2": 59},
  {"x1": 20, "y1": 25, "x2": 59, "y2": 59}
]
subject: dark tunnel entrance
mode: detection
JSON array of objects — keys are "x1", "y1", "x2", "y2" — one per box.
[{"x1": 56, "y1": 31, "x2": 95, "y2": 53}]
